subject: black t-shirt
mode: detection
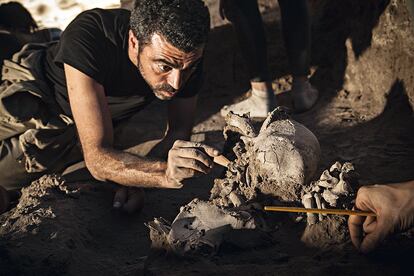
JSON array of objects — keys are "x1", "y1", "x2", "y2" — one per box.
[{"x1": 44, "y1": 8, "x2": 202, "y2": 115}]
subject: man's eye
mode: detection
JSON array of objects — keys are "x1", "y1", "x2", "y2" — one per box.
[{"x1": 159, "y1": 64, "x2": 172, "y2": 72}]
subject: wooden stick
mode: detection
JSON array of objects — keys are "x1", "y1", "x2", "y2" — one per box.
[
  {"x1": 213, "y1": 155, "x2": 231, "y2": 168},
  {"x1": 264, "y1": 206, "x2": 376, "y2": 217}
]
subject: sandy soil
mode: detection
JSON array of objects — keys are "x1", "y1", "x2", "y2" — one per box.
[{"x1": 1, "y1": 0, "x2": 414, "y2": 275}]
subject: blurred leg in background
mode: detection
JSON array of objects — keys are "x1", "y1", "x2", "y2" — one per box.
[{"x1": 220, "y1": 0, "x2": 318, "y2": 117}]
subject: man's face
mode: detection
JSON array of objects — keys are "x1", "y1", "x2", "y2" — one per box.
[{"x1": 129, "y1": 31, "x2": 204, "y2": 100}]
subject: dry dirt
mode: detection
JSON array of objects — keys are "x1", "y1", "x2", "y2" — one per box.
[{"x1": 1, "y1": 0, "x2": 414, "y2": 275}]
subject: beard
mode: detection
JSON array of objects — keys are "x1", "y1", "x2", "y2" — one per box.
[{"x1": 137, "y1": 57, "x2": 177, "y2": 100}]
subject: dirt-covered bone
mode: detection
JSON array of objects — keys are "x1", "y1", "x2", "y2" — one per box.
[
  {"x1": 301, "y1": 161, "x2": 358, "y2": 225},
  {"x1": 213, "y1": 107, "x2": 321, "y2": 204},
  {"x1": 300, "y1": 162, "x2": 359, "y2": 248},
  {"x1": 146, "y1": 199, "x2": 263, "y2": 256}
]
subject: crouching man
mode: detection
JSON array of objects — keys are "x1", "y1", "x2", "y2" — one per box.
[{"x1": 0, "y1": 0, "x2": 217, "y2": 213}]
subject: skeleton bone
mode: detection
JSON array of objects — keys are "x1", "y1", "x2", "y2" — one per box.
[
  {"x1": 331, "y1": 172, "x2": 352, "y2": 195},
  {"x1": 223, "y1": 111, "x2": 258, "y2": 139},
  {"x1": 164, "y1": 199, "x2": 259, "y2": 255},
  {"x1": 313, "y1": 193, "x2": 324, "y2": 221},
  {"x1": 302, "y1": 162, "x2": 357, "y2": 225},
  {"x1": 228, "y1": 191, "x2": 244, "y2": 207},
  {"x1": 302, "y1": 193, "x2": 317, "y2": 225},
  {"x1": 329, "y1": 161, "x2": 342, "y2": 173},
  {"x1": 318, "y1": 170, "x2": 339, "y2": 188}
]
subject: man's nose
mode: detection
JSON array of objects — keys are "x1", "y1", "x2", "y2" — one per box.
[{"x1": 168, "y1": 69, "x2": 182, "y2": 90}]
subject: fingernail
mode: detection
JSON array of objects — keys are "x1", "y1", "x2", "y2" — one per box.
[{"x1": 113, "y1": 202, "x2": 122, "y2": 208}]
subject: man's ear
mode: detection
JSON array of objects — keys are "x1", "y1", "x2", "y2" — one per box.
[{"x1": 129, "y1": 30, "x2": 139, "y2": 54}]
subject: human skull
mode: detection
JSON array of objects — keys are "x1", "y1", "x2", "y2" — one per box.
[{"x1": 220, "y1": 107, "x2": 321, "y2": 202}]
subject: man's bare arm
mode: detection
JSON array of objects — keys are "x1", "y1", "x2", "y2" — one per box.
[{"x1": 65, "y1": 64, "x2": 168, "y2": 188}]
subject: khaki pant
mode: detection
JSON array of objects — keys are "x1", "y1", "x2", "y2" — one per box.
[{"x1": 0, "y1": 43, "x2": 152, "y2": 190}]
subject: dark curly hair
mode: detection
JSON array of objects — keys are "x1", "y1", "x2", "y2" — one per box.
[{"x1": 130, "y1": 0, "x2": 210, "y2": 53}]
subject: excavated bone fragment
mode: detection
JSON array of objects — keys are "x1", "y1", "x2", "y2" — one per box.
[
  {"x1": 224, "y1": 111, "x2": 258, "y2": 138},
  {"x1": 321, "y1": 202, "x2": 327, "y2": 215},
  {"x1": 313, "y1": 193, "x2": 324, "y2": 221},
  {"x1": 259, "y1": 107, "x2": 290, "y2": 132},
  {"x1": 322, "y1": 189, "x2": 339, "y2": 206},
  {"x1": 229, "y1": 191, "x2": 244, "y2": 207},
  {"x1": 331, "y1": 172, "x2": 352, "y2": 195},
  {"x1": 341, "y1": 162, "x2": 355, "y2": 173},
  {"x1": 148, "y1": 199, "x2": 260, "y2": 256},
  {"x1": 318, "y1": 170, "x2": 339, "y2": 188},
  {"x1": 302, "y1": 193, "x2": 317, "y2": 225},
  {"x1": 329, "y1": 161, "x2": 342, "y2": 173},
  {"x1": 300, "y1": 162, "x2": 358, "y2": 248},
  {"x1": 301, "y1": 162, "x2": 357, "y2": 226}
]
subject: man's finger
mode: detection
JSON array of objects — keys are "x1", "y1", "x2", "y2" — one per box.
[
  {"x1": 113, "y1": 187, "x2": 128, "y2": 208},
  {"x1": 360, "y1": 218, "x2": 392, "y2": 253},
  {"x1": 360, "y1": 227, "x2": 387, "y2": 253},
  {"x1": 363, "y1": 216, "x2": 377, "y2": 233},
  {"x1": 348, "y1": 214, "x2": 366, "y2": 250},
  {"x1": 199, "y1": 144, "x2": 221, "y2": 158},
  {"x1": 175, "y1": 157, "x2": 211, "y2": 174},
  {"x1": 174, "y1": 167, "x2": 204, "y2": 179},
  {"x1": 174, "y1": 148, "x2": 214, "y2": 168},
  {"x1": 174, "y1": 140, "x2": 220, "y2": 156}
]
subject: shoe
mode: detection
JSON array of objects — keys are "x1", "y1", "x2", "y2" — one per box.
[
  {"x1": 220, "y1": 89, "x2": 277, "y2": 118},
  {"x1": 292, "y1": 80, "x2": 319, "y2": 113}
]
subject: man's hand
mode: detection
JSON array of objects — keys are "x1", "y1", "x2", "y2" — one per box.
[
  {"x1": 113, "y1": 187, "x2": 145, "y2": 213},
  {"x1": 348, "y1": 181, "x2": 414, "y2": 253},
  {"x1": 164, "y1": 140, "x2": 220, "y2": 188}
]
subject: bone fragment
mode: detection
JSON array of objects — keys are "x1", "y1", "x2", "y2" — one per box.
[
  {"x1": 318, "y1": 170, "x2": 339, "y2": 187},
  {"x1": 245, "y1": 166, "x2": 251, "y2": 187},
  {"x1": 341, "y1": 162, "x2": 355, "y2": 173},
  {"x1": 313, "y1": 193, "x2": 324, "y2": 221},
  {"x1": 321, "y1": 202, "x2": 327, "y2": 216},
  {"x1": 229, "y1": 191, "x2": 244, "y2": 207},
  {"x1": 322, "y1": 189, "x2": 339, "y2": 207},
  {"x1": 331, "y1": 172, "x2": 351, "y2": 195},
  {"x1": 329, "y1": 161, "x2": 342, "y2": 173},
  {"x1": 225, "y1": 111, "x2": 258, "y2": 137},
  {"x1": 259, "y1": 107, "x2": 290, "y2": 132},
  {"x1": 302, "y1": 194, "x2": 317, "y2": 225}
]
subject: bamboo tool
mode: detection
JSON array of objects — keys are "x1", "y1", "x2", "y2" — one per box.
[
  {"x1": 213, "y1": 155, "x2": 231, "y2": 167},
  {"x1": 264, "y1": 206, "x2": 376, "y2": 217}
]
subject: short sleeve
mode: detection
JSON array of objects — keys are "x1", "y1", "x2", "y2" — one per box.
[{"x1": 53, "y1": 11, "x2": 109, "y2": 85}]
